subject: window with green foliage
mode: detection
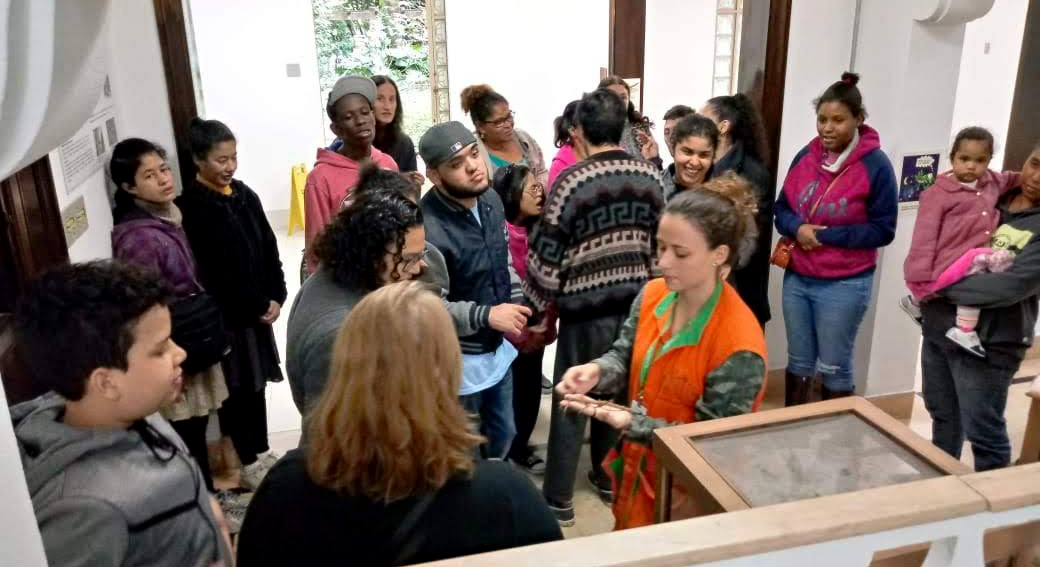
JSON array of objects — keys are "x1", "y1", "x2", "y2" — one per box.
[{"x1": 311, "y1": 0, "x2": 432, "y2": 143}]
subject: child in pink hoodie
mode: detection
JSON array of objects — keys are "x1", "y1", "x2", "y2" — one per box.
[
  {"x1": 902, "y1": 127, "x2": 1020, "y2": 357},
  {"x1": 304, "y1": 76, "x2": 398, "y2": 273}
]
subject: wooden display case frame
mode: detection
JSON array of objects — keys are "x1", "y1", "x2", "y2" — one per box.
[{"x1": 652, "y1": 396, "x2": 972, "y2": 523}]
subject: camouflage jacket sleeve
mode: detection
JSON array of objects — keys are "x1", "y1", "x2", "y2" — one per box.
[
  {"x1": 590, "y1": 287, "x2": 645, "y2": 396},
  {"x1": 626, "y1": 350, "x2": 765, "y2": 444}
]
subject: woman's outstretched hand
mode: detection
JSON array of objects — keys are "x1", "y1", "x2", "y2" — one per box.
[
  {"x1": 559, "y1": 393, "x2": 632, "y2": 430},
  {"x1": 555, "y1": 363, "x2": 601, "y2": 397}
]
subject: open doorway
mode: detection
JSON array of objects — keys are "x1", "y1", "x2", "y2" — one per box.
[{"x1": 310, "y1": 0, "x2": 433, "y2": 146}]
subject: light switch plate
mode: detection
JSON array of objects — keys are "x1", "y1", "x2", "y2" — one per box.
[
  {"x1": 62, "y1": 196, "x2": 89, "y2": 247},
  {"x1": 286, "y1": 63, "x2": 301, "y2": 78}
]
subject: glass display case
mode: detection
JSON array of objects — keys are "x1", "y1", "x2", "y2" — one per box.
[{"x1": 652, "y1": 397, "x2": 971, "y2": 522}]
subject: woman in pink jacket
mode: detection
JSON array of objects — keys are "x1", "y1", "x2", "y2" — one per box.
[
  {"x1": 902, "y1": 127, "x2": 1020, "y2": 357},
  {"x1": 774, "y1": 72, "x2": 898, "y2": 405}
]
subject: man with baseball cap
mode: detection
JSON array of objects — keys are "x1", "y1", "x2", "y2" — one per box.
[
  {"x1": 303, "y1": 75, "x2": 399, "y2": 274},
  {"x1": 419, "y1": 121, "x2": 531, "y2": 460}
]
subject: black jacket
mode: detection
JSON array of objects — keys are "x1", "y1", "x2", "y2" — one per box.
[
  {"x1": 923, "y1": 190, "x2": 1040, "y2": 368},
  {"x1": 176, "y1": 179, "x2": 287, "y2": 329},
  {"x1": 715, "y1": 142, "x2": 775, "y2": 325},
  {"x1": 237, "y1": 450, "x2": 563, "y2": 566},
  {"x1": 421, "y1": 187, "x2": 517, "y2": 354}
]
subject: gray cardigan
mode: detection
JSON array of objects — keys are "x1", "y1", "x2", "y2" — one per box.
[{"x1": 286, "y1": 247, "x2": 476, "y2": 418}]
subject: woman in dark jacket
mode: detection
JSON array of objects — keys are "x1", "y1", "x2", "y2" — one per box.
[
  {"x1": 921, "y1": 142, "x2": 1040, "y2": 472},
  {"x1": 109, "y1": 138, "x2": 228, "y2": 495},
  {"x1": 177, "y1": 118, "x2": 287, "y2": 492},
  {"x1": 701, "y1": 93, "x2": 775, "y2": 325}
]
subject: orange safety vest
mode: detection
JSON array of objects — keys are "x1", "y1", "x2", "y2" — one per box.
[{"x1": 606, "y1": 278, "x2": 767, "y2": 530}]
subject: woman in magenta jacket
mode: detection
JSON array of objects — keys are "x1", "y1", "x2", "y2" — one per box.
[{"x1": 774, "y1": 72, "x2": 898, "y2": 404}]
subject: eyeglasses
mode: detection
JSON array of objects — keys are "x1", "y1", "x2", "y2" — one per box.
[
  {"x1": 401, "y1": 246, "x2": 428, "y2": 271},
  {"x1": 524, "y1": 182, "x2": 544, "y2": 197},
  {"x1": 484, "y1": 111, "x2": 515, "y2": 129}
]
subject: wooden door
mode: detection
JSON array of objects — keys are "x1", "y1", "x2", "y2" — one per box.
[{"x1": 0, "y1": 157, "x2": 68, "y2": 406}]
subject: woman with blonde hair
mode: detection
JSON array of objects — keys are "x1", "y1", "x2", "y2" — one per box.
[{"x1": 238, "y1": 282, "x2": 561, "y2": 565}]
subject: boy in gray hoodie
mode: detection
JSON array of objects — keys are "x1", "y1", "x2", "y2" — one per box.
[{"x1": 10, "y1": 261, "x2": 232, "y2": 567}]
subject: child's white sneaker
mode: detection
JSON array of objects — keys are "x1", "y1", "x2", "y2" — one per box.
[
  {"x1": 899, "y1": 295, "x2": 922, "y2": 326},
  {"x1": 946, "y1": 327, "x2": 986, "y2": 358}
]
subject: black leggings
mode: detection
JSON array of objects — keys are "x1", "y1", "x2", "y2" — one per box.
[
  {"x1": 218, "y1": 386, "x2": 270, "y2": 467},
  {"x1": 170, "y1": 415, "x2": 215, "y2": 493},
  {"x1": 507, "y1": 348, "x2": 545, "y2": 462}
]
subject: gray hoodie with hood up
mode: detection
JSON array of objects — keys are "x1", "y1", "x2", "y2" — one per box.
[{"x1": 11, "y1": 393, "x2": 232, "y2": 567}]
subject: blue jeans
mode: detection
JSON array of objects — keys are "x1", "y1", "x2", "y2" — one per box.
[
  {"x1": 782, "y1": 270, "x2": 873, "y2": 392},
  {"x1": 459, "y1": 370, "x2": 516, "y2": 459},
  {"x1": 920, "y1": 336, "x2": 1014, "y2": 471}
]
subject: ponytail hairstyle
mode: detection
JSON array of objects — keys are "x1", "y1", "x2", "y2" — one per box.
[
  {"x1": 598, "y1": 75, "x2": 653, "y2": 129},
  {"x1": 705, "y1": 93, "x2": 770, "y2": 164},
  {"x1": 109, "y1": 138, "x2": 168, "y2": 219},
  {"x1": 372, "y1": 75, "x2": 405, "y2": 154},
  {"x1": 491, "y1": 163, "x2": 532, "y2": 226},
  {"x1": 188, "y1": 118, "x2": 236, "y2": 161},
  {"x1": 553, "y1": 100, "x2": 581, "y2": 148},
  {"x1": 814, "y1": 72, "x2": 867, "y2": 120},
  {"x1": 670, "y1": 114, "x2": 720, "y2": 153},
  {"x1": 460, "y1": 84, "x2": 508, "y2": 124},
  {"x1": 664, "y1": 171, "x2": 758, "y2": 270}
]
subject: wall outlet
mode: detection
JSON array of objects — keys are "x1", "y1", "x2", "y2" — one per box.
[
  {"x1": 984, "y1": 42, "x2": 991, "y2": 54},
  {"x1": 61, "y1": 196, "x2": 88, "y2": 247}
]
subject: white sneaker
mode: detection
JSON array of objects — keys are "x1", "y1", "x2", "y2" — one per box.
[
  {"x1": 899, "y1": 295, "x2": 922, "y2": 326},
  {"x1": 946, "y1": 327, "x2": 986, "y2": 358},
  {"x1": 239, "y1": 451, "x2": 281, "y2": 491}
]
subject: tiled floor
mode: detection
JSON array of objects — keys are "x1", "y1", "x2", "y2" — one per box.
[{"x1": 229, "y1": 215, "x2": 1040, "y2": 541}]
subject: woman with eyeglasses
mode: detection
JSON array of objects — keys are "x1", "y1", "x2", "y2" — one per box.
[
  {"x1": 285, "y1": 173, "x2": 426, "y2": 419},
  {"x1": 460, "y1": 84, "x2": 548, "y2": 188},
  {"x1": 492, "y1": 163, "x2": 557, "y2": 474}
]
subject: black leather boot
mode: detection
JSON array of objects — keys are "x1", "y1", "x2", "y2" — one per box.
[
  {"x1": 821, "y1": 385, "x2": 853, "y2": 400},
  {"x1": 784, "y1": 372, "x2": 813, "y2": 406}
]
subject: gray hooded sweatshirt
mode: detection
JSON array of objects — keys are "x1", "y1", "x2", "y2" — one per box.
[{"x1": 11, "y1": 393, "x2": 232, "y2": 567}]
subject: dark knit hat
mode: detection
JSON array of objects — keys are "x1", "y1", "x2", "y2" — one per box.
[{"x1": 419, "y1": 121, "x2": 477, "y2": 169}]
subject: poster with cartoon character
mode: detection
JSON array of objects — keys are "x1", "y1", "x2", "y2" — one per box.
[{"x1": 898, "y1": 152, "x2": 941, "y2": 211}]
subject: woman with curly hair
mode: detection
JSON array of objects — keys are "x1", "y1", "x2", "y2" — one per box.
[{"x1": 286, "y1": 186, "x2": 426, "y2": 418}]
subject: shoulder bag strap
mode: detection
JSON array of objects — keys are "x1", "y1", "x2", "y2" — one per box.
[{"x1": 805, "y1": 167, "x2": 851, "y2": 222}]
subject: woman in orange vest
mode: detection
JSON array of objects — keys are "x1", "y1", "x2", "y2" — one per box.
[{"x1": 558, "y1": 174, "x2": 768, "y2": 530}]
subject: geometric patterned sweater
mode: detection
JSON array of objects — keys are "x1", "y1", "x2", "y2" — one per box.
[{"x1": 525, "y1": 150, "x2": 665, "y2": 322}]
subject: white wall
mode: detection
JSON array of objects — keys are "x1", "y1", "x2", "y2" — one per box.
[
  {"x1": 444, "y1": 0, "x2": 609, "y2": 168},
  {"x1": 949, "y1": 0, "x2": 1028, "y2": 169},
  {"x1": 643, "y1": 0, "x2": 716, "y2": 156},
  {"x1": 188, "y1": 0, "x2": 327, "y2": 213},
  {"x1": 0, "y1": 377, "x2": 48, "y2": 566},
  {"x1": 765, "y1": 0, "x2": 858, "y2": 370}
]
